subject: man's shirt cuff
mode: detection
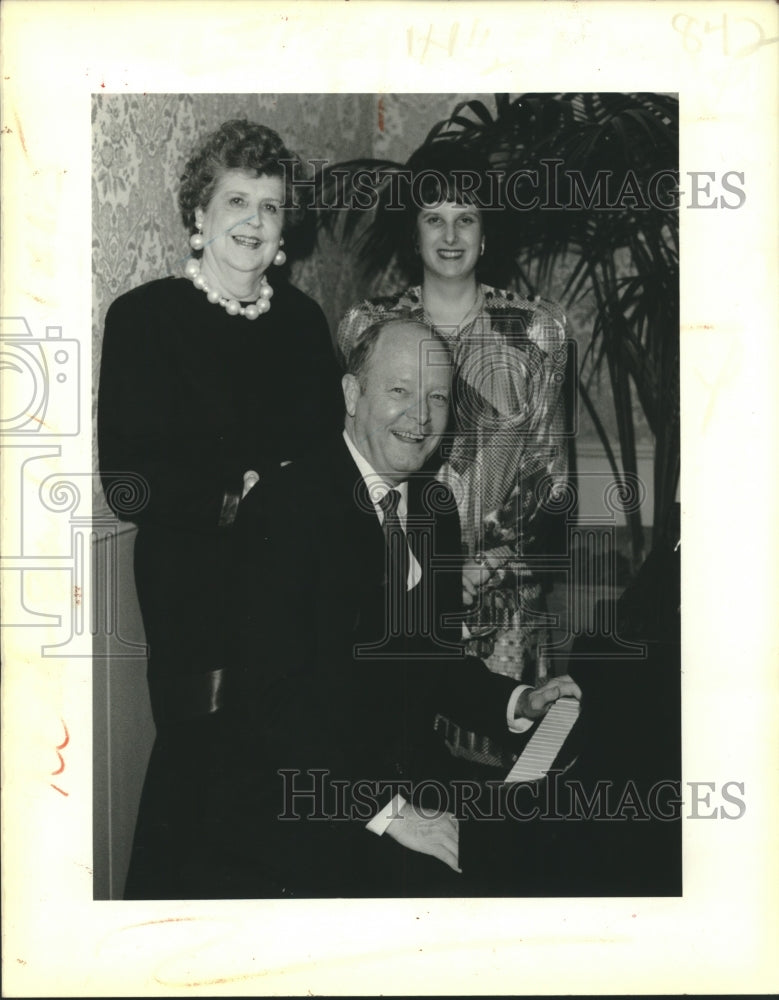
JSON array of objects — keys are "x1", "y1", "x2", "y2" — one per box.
[
  {"x1": 366, "y1": 794, "x2": 407, "y2": 835},
  {"x1": 507, "y1": 684, "x2": 534, "y2": 733}
]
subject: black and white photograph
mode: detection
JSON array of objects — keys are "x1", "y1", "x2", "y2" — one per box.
[
  {"x1": 91, "y1": 91, "x2": 682, "y2": 902},
  {"x1": 2, "y1": 2, "x2": 777, "y2": 996}
]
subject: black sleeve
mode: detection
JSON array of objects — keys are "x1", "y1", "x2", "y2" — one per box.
[
  {"x1": 433, "y1": 654, "x2": 519, "y2": 741},
  {"x1": 97, "y1": 290, "x2": 242, "y2": 531},
  {"x1": 229, "y1": 465, "x2": 344, "y2": 774}
]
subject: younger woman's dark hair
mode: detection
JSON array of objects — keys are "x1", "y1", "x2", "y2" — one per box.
[{"x1": 178, "y1": 118, "x2": 305, "y2": 234}]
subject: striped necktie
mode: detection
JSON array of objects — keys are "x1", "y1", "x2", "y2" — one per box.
[{"x1": 378, "y1": 488, "x2": 409, "y2": 631}]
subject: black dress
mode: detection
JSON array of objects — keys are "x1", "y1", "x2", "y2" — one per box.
[{"x1": 98, "y1": 275, "x2": 343, "y2": 898}]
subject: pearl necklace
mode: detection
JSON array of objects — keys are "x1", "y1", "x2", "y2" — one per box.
[{"x1": 184, "y1": 258, "x2": 273, "y2": 320}]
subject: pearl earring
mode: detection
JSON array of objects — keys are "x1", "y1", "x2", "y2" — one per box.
[
  {"x1": 273, "y1": 237, "x2": 286, "y2": 267},
  {"x1": 189, "y1": 222, "x2": 205, "y2": 252}
]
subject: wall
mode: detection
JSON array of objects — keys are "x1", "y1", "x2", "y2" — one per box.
[{"x1": 92, "y1": 525, "x2": 153, "y2": 900}]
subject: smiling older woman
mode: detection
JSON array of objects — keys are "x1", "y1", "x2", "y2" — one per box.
[{"x1": 98, "y1": 118, "x2": 342, "y2": 898}]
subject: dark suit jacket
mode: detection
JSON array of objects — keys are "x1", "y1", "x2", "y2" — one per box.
[{"x1": 230, "y1": 433, "x2": 521, "y2": 893}]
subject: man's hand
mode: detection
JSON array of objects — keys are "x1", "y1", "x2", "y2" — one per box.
[
  {"x1": 462, "y1": 559, "x2": 492, "y2": 606},
  {"x1": 384, "y1": 802, "x2": 462, "y2": 873},
  {"x1": 462, "y1": 548, "x2": 508, "y2": 605},
  {"x1": 516, "y1": 675, "x2": 582, "y2": 722}
]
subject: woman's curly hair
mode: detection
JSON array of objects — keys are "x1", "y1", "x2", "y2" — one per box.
[{"x1": 178, "y1": 118, "x2": 305, "y2": 235}]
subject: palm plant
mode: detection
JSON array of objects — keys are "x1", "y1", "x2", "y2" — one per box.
[{"x1": 315, "y1": 93, "x2": 679, "y2": 569}]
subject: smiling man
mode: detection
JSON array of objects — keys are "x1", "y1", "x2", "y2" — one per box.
[
  {"x1": 230, "y1": 315, "x2": 580, "y2": 897},
  {"x1": 342, "y1": 317, "x2": 452, "y2": 482}
]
